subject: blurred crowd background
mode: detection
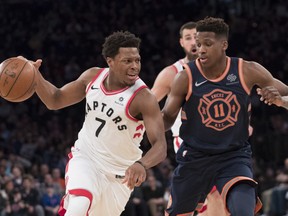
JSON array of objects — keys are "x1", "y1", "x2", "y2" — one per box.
[{"x1": 0, "y1": 0, "x2": 288, "y2": 215}]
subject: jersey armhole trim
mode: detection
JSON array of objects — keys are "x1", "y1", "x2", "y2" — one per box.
[
  {"x1": 126, "y1": 86, "x2": 148, "y2": 122},
  {"x1": 238, "y1": 59, "x2": 250, "y2": 95},
  {"x1": 183, "y1": 64, "x2": 193, "y2": 101},
  {"x1": 170, "y1": 65, "x2": 178, "y2": 74}
]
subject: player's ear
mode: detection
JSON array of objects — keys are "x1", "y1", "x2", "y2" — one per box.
[
  {"x1": 106, "y1": 57, "x2": 113, "y2": 67},
  {"x1": 222, "y1": 40, "x2": 228, "y2": 51},
  {"x1": 179, "y1": 38, "x2": 184, "y2": 48}
]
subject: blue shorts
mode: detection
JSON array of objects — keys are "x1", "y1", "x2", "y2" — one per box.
[{"x1": 166, "y1": 142, "x2": 257, "y2": 215}]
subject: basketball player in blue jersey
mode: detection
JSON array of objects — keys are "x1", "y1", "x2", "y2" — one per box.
[
  {"x1": 29, "y1": 31, "x2": 167, "y2": 216},
  {"x1": 162, "y1": 17, "x2": 288, "y2": 216},
  {"x1": 152, "y1": 21, "x2": 227, "y2": 216}
]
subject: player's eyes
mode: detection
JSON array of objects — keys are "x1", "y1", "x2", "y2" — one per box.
[{"x1": 122, "y1": 60, "x2": 130, "y2": 64}]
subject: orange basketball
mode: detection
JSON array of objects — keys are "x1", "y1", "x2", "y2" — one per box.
[{"x1": 0, "y1": 57, "x2": 36, "y2": 102}]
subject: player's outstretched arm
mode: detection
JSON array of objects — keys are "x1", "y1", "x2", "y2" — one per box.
[
  {"x1": 22, "y1": 56, "x2": 88, "y2": 110},
  {"x1": 34, "y1": 63, "x2": 100, "y2": 110},
  {"x1": 257, "y1": 86, "x2": 288, "y2": 109},
  {"x1": 243, "y1": 61, "x2": 288, "y2": 110}
]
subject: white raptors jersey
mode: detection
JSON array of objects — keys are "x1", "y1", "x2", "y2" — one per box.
[
  {"x1": 170, "y1": 59, "x2": 185, "y2": 137},
  {"x1": 74, "y1": 68, "x2": 147, "y2": 176}
]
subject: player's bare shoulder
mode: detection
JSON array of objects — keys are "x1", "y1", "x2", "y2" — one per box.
[
  {"x1": 173, "y1": 69, "x2": 189, "y2": 91},
  {"x1": 79, "y1": 67, "x2": 103, "y2": 86},
  {"x1": 242, "y1": 60, "x2": 259, "y2": 72},
  {"x1": 129, "y1": 88, "x2": 158, "y2": 119},
  {"x1": 133, "y1": 88, "x2": 156, "y2": 106},
  {"x1": 242, "y1": 60, "x2": 273, "y2": 90},
  {"x1": 161, "y1": 65, "x2": 178, "y2": 79}
]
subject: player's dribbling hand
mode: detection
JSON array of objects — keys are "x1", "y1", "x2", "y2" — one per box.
[
  {"x1": 17, "y1": 56, "x2": 42, "y2": 71},
  {"x1": 257, "y1": 86, "x2": 283, "y2": 107},
  {"x1": 122, "y1": 162, "x2": 146, "y2": 190}
]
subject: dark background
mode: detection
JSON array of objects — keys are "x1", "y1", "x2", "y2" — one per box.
[{"x1": 0, "y1": 0, "x2": 288, "y2": 215}]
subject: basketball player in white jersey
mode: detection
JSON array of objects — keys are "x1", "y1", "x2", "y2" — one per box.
[
  {"x1": 151, "y1": 22, "x2": 228, "y2": 216},
  {"x1": 30, "y1": 31, "x2": 167, "y2": 216}
]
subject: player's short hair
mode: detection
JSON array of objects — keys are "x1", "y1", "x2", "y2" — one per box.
[
  {"x1": 179, "y1": 21, "x2": 197, "y2": 38},
  {"x1": 102, "y1": 31, "x2": 141, "y2": 58},
  {"x1": 196, "y1": 17, "x2": 229, "y2": 39}
]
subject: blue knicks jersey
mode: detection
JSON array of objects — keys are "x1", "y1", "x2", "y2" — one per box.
[{"x1": 180, "y1": 57, "x2": 251, "y2": 153}]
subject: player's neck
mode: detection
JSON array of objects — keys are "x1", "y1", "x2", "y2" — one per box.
[
  {"x1": 104, "y1": 75, "x2": 125, "y2": 91},
  {"x1": 184, "y1": 56, "x2": 197, "y2": 64},
  {"x1": 183, "y1": 57, "x2": 190, "y2": 64},
  {"x1": 201, "y1": 56, "x2": 228, "y2": 79}
]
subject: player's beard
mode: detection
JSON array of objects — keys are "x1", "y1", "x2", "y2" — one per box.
[
  {"x1": 187, "y1": 52, "x2": 198, "y2": 61},
  {"x1": 185, "y1": 47, "x2": 198, "y2": 61}
]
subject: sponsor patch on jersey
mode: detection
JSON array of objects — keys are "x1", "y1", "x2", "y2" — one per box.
[
  {"x1": 226, "y1": 74, "x2": 239, "y2": 85},
  {"x1": 115, "y1": 97, "x2": 125, "y2": 106}
]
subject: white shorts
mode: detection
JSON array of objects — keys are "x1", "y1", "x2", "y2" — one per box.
[{"x1": 59, "y1": 150, "x2": 131, "y2": 216}]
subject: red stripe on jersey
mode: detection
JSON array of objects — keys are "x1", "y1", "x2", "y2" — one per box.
[
  {"x1": 100, "y1": 72, "x2": 130, "y2": 95},
  {"x1": 125, "y1": 85, "x2": 148, "y2": 122}
]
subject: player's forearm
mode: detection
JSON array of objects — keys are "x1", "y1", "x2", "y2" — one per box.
[
  {"x1": 162, "y1": 112, "x2": 176, "y2": 131},
  {"x1": 281, "y1": 96, "x2": 288, "y2": 110},
  {"x1": 139, "y1": 141, "x2": 167, "y2": 169},
  {"x1": 35, "y1": 71, "x2": 61, "y2": 110}
]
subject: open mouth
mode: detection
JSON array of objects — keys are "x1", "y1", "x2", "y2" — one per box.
[
  {"x1": 199, "y1": 56, "x2": 208, "y2": 64},
  {"x1": 191, "y1": 48, "x2": 197, "y2": 53},
  {"x1": 127, "y1": 74, "x2": 138, "y2": 80}
]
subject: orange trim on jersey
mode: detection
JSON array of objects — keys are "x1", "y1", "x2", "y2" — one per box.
[
  {"x1": 238, "y1": 58, "x2": 250, "y2": 95},
  {"x1": 196, "y1": 57, "x2": 231, "y2": 82},
  {"x1": 255, "y1": 197, "x2": 263, "y2": 214},
  {"x1": 183, "y1": 64, "x2": 193, "y2": 101},
  {"x1": 181, "y1": 109, "x2": 187, "y2": 120},
  {"x1": 86, "y1": 68, "x2": 105, "y2": 93},
  {"x1": 126, "y1": 85, "x2": 148, "y2": 122},
  {"x1": 221, "y1": 176, "x2": 262, "y2": 214}
]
